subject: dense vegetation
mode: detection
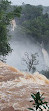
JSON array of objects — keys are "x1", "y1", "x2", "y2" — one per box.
[
  {"x1": 0, "y1": 2, "x2": 49, "y2": 57},
  {"x1": 0, "y1": 0, "x2": 21, "y2": 60},
  {"x1": 18, "y1": 4, "x2": 49, "y2": 45},
  {"x1": 0, "y1": 0, "x2": 11, "y2": 57}
]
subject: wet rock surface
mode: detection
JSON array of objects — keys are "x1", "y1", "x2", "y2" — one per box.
[{"x1": 0, "y1": 61, "x2": 49, "y2": 111}]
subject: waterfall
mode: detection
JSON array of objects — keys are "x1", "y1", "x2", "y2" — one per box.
[
  {"x1": 10, "y1": 19, "x2": 16, "y2": 31},
  {"x1": 42, "y1": 48, "x2": 49, "y2": 68},
  {"x1": 40, "y1": 41, "x2": 49, "y2": 68}
]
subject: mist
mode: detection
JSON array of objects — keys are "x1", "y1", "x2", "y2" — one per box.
[
  {"x1": 9, "y1": 0, "x2": 49, "y2": 6},
  {"x1": 6, "y1": 20, "x2": 49, "y2": 73}
]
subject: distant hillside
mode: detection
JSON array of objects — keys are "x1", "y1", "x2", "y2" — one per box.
[
  {"x1": 15, "y1": 4, "x2": 49, "y2": 46},
  {"x1": 43, "y1": 6, "x2": 49, "y2": 14},
  {"x1": 7, "y1": 4, "x2": 49, "y2": 47}
]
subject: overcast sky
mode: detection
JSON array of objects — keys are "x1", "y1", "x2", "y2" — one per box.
[{"x1": 9, "y1": 0, "x2": 49, "y2": 6}]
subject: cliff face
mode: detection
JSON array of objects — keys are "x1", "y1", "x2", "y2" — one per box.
[{"x1": 0, "y1": 61, "x2": 49, "y2": 111}]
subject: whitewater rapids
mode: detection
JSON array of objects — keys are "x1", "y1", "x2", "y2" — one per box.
[{"x1": 0, "y1": 61, "x2": 49, "y2": 111}]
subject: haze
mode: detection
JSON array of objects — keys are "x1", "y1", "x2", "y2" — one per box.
[{"x1": 9, "y1": 0, "x2": 49, "y2": 6}]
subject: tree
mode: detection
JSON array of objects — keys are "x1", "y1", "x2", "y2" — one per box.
[
  {"x1": 23, "y1": 52, "x2": 39, "y2": 73},
  {"x1": 0, "y1": 0, "x2": 22, "y2": 61},
  {"x1": 0, "y1": 0, "x2": 12, "y2": 57}
]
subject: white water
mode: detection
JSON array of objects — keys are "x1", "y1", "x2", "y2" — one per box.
[
  {"x1": 6, "y1": 21, "x2": 49, "y2": 74},
  {"x1": 10, "y1": 19, "x2": 16, "y2": 31},
  {"x1": 0, "y1": 61, "x2": 49, "y2": 111},
  {"x1": 42, "y1": 48, "x2": 49, "y2": 68}
]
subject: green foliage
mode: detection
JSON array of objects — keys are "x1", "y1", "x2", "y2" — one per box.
[
  {"x1": 28, "y1": 92, "x2": 49, "y2": 111},
  {"x1": 19, "y1": 4, "x2": 49, "y2": 45},
  {"x1": 13, "y1": 6, "x2": 22, "y2": 17},
  {"x1": 0, "y1": 0, "x2": 22, "y2": 60},
  {"x1": 22, "y1": 15, "x2": 49, "y2": 44},
  {"x1": 21, "y1": 5, "x2": 43, "y2": 21},
  {"x1": 0, "y1": 0, "x2": 12, "y2": 58},
  {"x1": 0, "y1": 0, "x2": 11, "y2": 11},
  {"x1": 0, "y1": 23, "x2": 12, "y2": 56}
]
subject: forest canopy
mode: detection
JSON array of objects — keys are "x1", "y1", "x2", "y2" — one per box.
[{"x1": 18, "y1": 4, "x2": 49, "y2": 45}]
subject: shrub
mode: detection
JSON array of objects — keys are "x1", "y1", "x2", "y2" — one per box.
[{"x1": 28, "y1": 92, "x2": 49, "y2": 111}]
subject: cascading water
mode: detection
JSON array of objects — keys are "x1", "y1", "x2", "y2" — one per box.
[
  {"x1": 42, "y1": 48, "x2": 49, "y2": 68},
  {"x1": 41, "y1": 41, "x2": 49, "y2": 69},
  {"x1": 0, "y1": 61, "x2": 49, "y2": 111},
  {"x1": 10, "y1": 19, "x2": 16, "y2": 31}
]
